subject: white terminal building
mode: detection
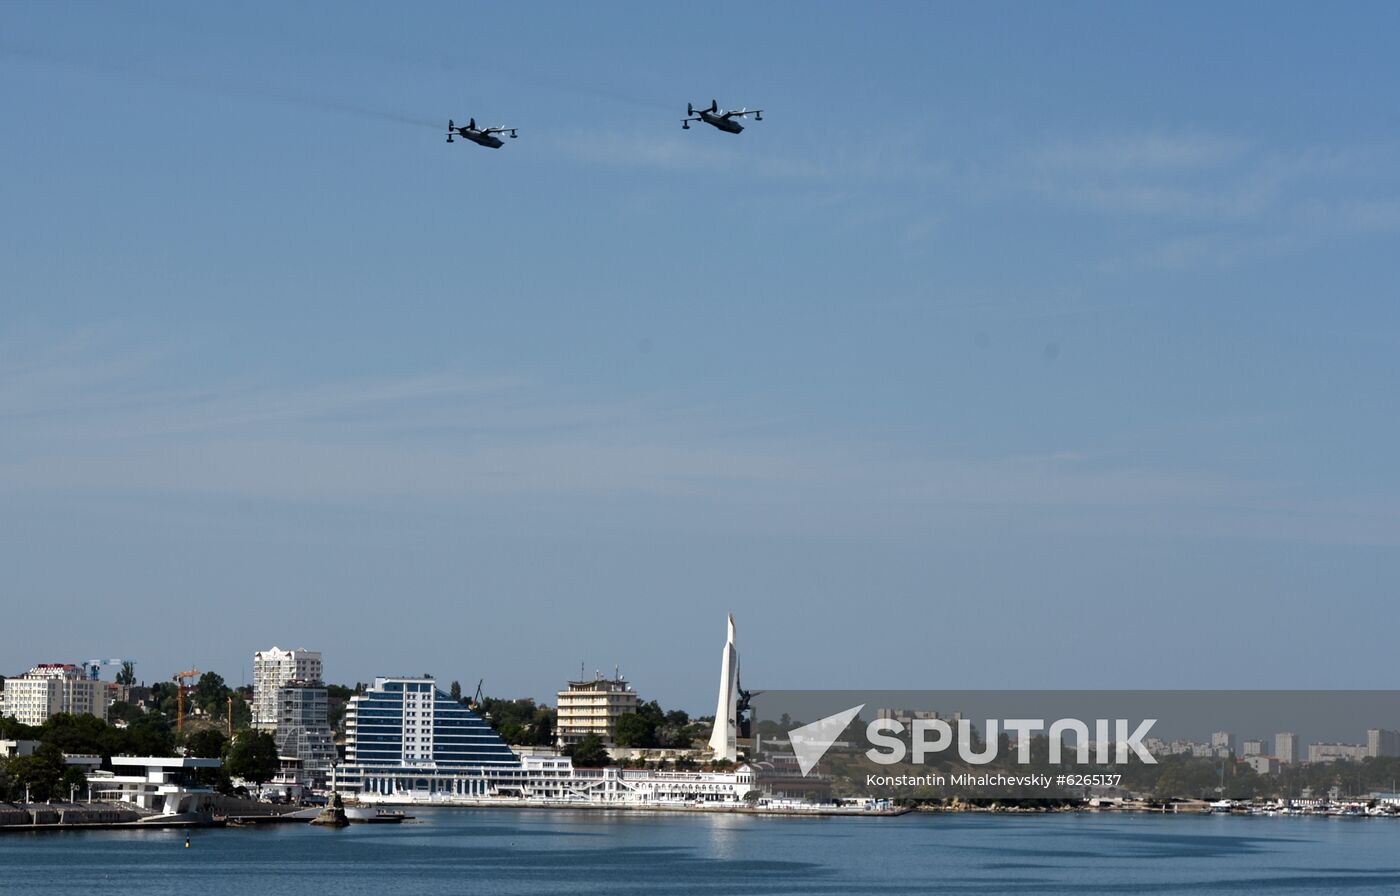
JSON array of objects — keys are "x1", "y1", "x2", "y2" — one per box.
[
  {"x1": 89, "y1": 757, "x2": 223, "y2": 819},
  {"x1": 0, "y1": 663, "x2": 111, "y2": 726},
  {"x1": 251, "y1": 647, "x2": 323, "y2": 730}
]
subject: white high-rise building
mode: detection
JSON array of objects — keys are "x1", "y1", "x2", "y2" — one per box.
[
  {"x1": 0, "y1": 664, "x2": 111, "y2": 726},
  {"x1": 252, "y1": 647, "x2": 323, "y2": 730},
  {"x1": 708, "y1": 614, "x2": 739, "y2": 762},
  {"x1": 1367, "y1": 728, "x2": 1400, "y2": 759}
]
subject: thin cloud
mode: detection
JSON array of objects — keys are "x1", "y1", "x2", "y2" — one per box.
[
  {"x1": 550, "y1": 124, "x2": 949, "y2": 186},
  {"x1": 1013, "y1": 131, "x2": 1400, "y2": 270},
  {"x1": 3, "y1": 337, "x2": 1396, "y2": 547},
  {"x1": 1033, "y1": 133, "x2": 1251, "y2": 173},
  {"x1": 1096, "y1": 230, "x2": 1302, "y2": 272},
  {"x1": 551, "y1": 129, "x2": 834, "y2": 180}
]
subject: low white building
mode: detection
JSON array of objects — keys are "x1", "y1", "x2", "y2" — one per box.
[
  {"x1": 1308, "y1": 742, "x2": 1368, "y2": 763},
  {"x1": 88, "y1": 757, "x2": 222, "y2": 818},
  {"x1": 343, "y1": 754, "x2": 757, "y2": 806},
  {"x1": 618, "y1": 765, "x2": 756, "y2": 804},
  {"x1": 1243, "y1": 755, "x2": 1280, "y2": 775},
  {"x1": 0, "y1": 739, "x2": 39, "y2": 761},
  {"x1": 0, "y1": 739, "x2": 39, "y2": 758}
]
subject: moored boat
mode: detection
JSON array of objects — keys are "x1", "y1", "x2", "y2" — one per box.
[{"x1": 345, "y1": 807, "x2": 411, "y2": 824}]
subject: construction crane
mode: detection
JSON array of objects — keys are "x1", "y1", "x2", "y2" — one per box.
[
  {"x1": 84, "y1": 658, "x2": 134, "y2": 682},
  {"x1": 172, "y1": 668, "x2": 200, "y2": 736},
  {"x1": 468, "y1": 679, "x2": 486, "y2": 713}
]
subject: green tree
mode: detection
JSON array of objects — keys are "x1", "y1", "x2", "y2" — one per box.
[
  {"x1": 528, "y1": 708, "x2": 555, "y2": 746},
  {"x1": 565, "y1": 734, "x2": 611, "y2": 768},
  {"x1": 193, "y1": 671, "x2": 230, "y2": 718},
  {"x1": 149, "y1": 681, "x2": 179, "y2": 718},
  {"x1": 479, "y1": 697, "x2": 557, "y2": 746},
  {"x1": 450, "y1": 680, "x2": 462, "y2": 702},
  {"x1": 116, "y1": 662, "x2": 137, "y2": 687},
  {"x1": 324, "y1": 683, "x2": 355, "y2": 733},
  {"x1": 227, "y1": 691, "x2": 253, "y2": 730},
  {"x1": 225, "y1": 730, "x2": 279, "y2": 785},
  {"x1": 626, "y1": 701, "x2": 684, "y2": 747},
  {"x1": 59, "y1": 765, "x2": 88, "y2": 800},
  {"x1": 9, "y1": 743, "x2": 66, "y2": 802},
  {"x1": 614, "y1": 712, "x2": 655, "y2": 748},
  {"x1": 40, "y1": 713, "x2": 108, "y2": 756},
  {"x1": 0, "y1": 715, "x2": 40, "y2": 740},
  {"x1": 185, "y1": 728, "x2": 228, "y2": 759},
  {"x1": 324, "y1": 684, "x2": 356, "y2": 701},
  {"x1": 102, "y1": 713, "x2": 176, "y2": 760},
  {"x1": 107, "y1": 702, "x2": 144, "y2": 726}
]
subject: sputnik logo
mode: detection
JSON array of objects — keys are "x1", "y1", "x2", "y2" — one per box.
[{"x1": 789, "y1": 704, "x2": 865, "y2": 776}]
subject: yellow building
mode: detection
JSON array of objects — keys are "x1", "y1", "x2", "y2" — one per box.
[{"x1": 556, "y1": 673, "x2": 638, "y2": 747}]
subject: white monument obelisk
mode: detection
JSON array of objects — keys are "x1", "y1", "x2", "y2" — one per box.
[{"x1": 707, "y1": 613, "x2": 739, "y2": 761}]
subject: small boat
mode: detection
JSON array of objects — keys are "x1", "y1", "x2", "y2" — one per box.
[{"x1": 345, "y1": 807, "x2": 412, "y2": 824}]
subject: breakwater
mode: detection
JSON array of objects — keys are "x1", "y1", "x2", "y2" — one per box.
[{"x1": 0, "y1": 801, "x2": 146, "y2": 829}]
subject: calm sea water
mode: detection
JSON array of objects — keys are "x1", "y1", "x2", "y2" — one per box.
[{"x1": 4, "y1": 809, "x2": 1400, "y2": 895}]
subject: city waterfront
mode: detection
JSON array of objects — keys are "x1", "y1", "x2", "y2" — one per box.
[{"x1": 6, "y1": 808, "x2": 1400, "y2": 895}]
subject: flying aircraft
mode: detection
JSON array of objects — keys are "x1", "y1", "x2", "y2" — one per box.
[
  {"x1": 682, "y1": 100, "x2": 763, "y2": 134},
  {"x1": 446, "y1": 118, "x2": 518, "y2": 149}
]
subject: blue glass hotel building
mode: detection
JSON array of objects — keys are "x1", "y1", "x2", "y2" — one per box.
[{"x1": 336, "y1": 676, "x2": 527, "y2": 798}]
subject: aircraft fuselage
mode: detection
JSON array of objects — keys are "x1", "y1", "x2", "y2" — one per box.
[
  {"x1": 460, "y1": 130, "x2": 505, "y2": 149},
  {"x1": 701, "y1": 112, "x2": 744, "y2": 134}
]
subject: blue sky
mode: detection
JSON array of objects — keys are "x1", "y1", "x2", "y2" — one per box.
[{"x1": 3, "y1": 2, "x2": 1399, "y2": 710}]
